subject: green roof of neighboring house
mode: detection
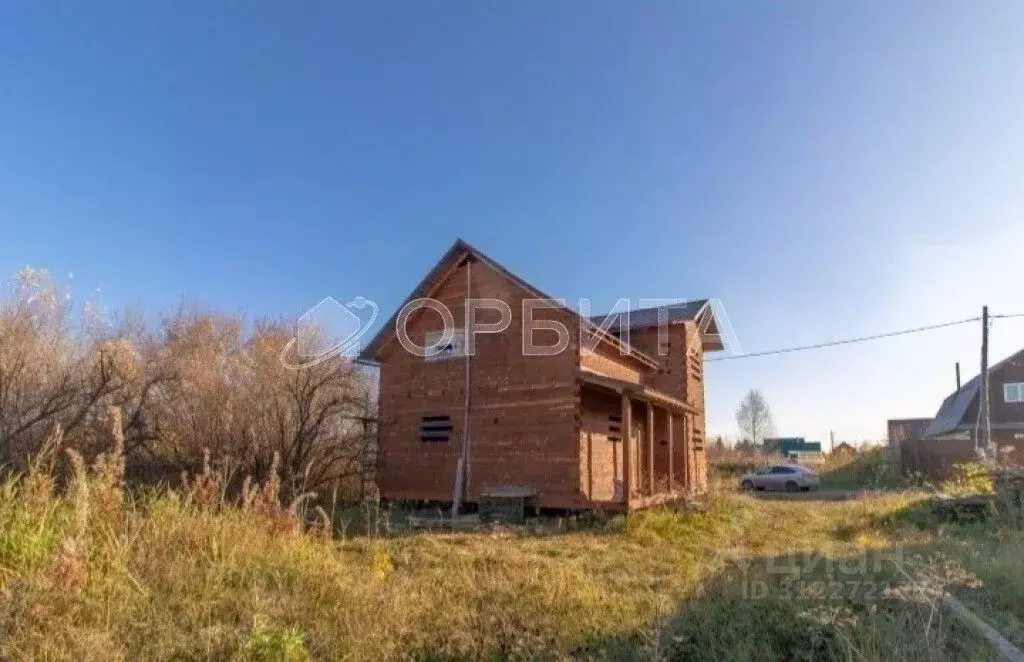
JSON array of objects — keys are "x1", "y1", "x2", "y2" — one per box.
[{"x1": 765, "y1": 437, "x2": 822, "y2": 455}]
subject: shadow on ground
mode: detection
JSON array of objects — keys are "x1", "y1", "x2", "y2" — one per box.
[
  {"x1": 330, "y1": 500, "x2": 632, "y2": 539},
  {"x1": 748, "y1": 489, "x2": 864, "y2": 501},
  {"x1": 406, "y1": 544, "x2": 995, "y2": 661}
]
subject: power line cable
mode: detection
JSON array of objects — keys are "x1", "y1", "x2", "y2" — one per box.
[{"x1": 707, "y1": 316, "x2": 981, "y2": 362}]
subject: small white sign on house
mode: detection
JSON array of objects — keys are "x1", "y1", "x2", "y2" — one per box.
[{"x1": 424, "y1": 329, "x2": 466, "y2": 361}]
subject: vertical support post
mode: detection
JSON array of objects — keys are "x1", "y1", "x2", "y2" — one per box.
[
  {"x1": 360, "y1": 416, "x2": 369, "y2": 499},
  {"x1": 980, "y1": 305, "x2": 990, "y2": 455},
  {"x1": 586, "y1": 432, "x2": 594, "y2": 499},
  {"x1": 667, "y1": 410, "x2": 675, "y2": 493},
  {"x1": 647, "y1": 402, "x2": 655, "y2": 496},
  {"x1": 621, "y1": 394, "x2": 632, "y2": 505},
  {"x1": 452, "y1": 257, "x2": 473, "y2": 517},
  {"x1": 683, "y1": 414, "x2": 691, "y2": 491},
  {"x1": 955, "y1": 362, "x2": 961, "y2": 391}
]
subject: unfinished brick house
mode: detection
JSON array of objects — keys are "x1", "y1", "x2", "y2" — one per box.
[{"x1": 358, "y1": 239, "x2": 723, "y2": 510}]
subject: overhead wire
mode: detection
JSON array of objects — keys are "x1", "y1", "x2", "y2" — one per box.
[{"x1": 707, "y1": 316, "x2": 981, "y2": 362}]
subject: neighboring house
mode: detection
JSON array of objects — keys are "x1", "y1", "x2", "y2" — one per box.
[
  {"x1": 764, "y1": 437, "x2": 821, "y2": 456},
  {"x1": 897, "y1": 349, "x2": 1024, "y2": 475},
  {"x1": 831, "y1": 441, "x2": 856, "y2": 455},
  {"x1": 357, "y1": 239, "x2": 722, "y2": 510},
  {"x1": 925, "y1": 348, "x2": 1024, "y2": 449},
  {"x1": 887, "y1": 418, "x2": 932, "y2": 445},
  {"x1": 886, "y1": 417, "x2": 932, "y2": 469},
  {"x1": 888, "y1": 419, "x2": 932, "y2": 442}
]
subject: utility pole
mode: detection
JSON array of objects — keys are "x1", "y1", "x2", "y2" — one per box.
[
  {"x1": 452, "y1": 257, "x2": 474, "y2": 518},
  {"x1": 955, "y1": 362, "x2": 961, "y2": 391},
  {"x1": 979, "y1": 306, "x2": 990, "y2": 456},
  {"x1": 830, "y1": 430, "x2": 835, "y2": 453}
]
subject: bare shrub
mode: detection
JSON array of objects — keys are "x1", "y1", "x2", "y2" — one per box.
[
  {"x1": 152, "y1": 310, "x2": 376, "y2": 503},
  {"x1": 0, "y1": 268, "x2": 377, "y2": 505},
  {"x1": 0, "y1": 269, "x2": 130, "y2": 470}
]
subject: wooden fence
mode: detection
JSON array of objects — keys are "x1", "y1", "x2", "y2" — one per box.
[
  {"x1": 901, "y1": 437, "x2": 1024, "y2": 478},
  {"x1": 900, "y1": 437, "x2": 977, "y2": 478}
]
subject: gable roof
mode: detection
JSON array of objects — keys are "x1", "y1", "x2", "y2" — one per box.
[
  {"x1": 588, "y1": 299, "x2": 725, "y2": 351},
  {"x1": 925, "y1": 348, "x2": 1024, "y2": 437},
  {"x1": 357, "y1": 238, "x2": 659, "y2": 367},
  {"x1": 925, "y1": 383, "x2": 979, "y2": 438}
]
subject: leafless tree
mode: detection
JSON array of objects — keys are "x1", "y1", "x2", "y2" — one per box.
[
  {"x1": 0, "y1": 268, "x2": 377, "y2": 502},
  {"x1": 0, "y1": 268, "x2": 127, "y2": 468},
  {"x1": 736, "y1": 389, "x2": 774, "y2": 448},
  {"x1": 232, "y1": 320, "x2": 376, "y2": 500},
  {"x1": 132, "y1": 309, "x2": 377, "y2": 501}
]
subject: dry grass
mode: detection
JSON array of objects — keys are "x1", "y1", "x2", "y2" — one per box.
[{"x1": 0, "y1": 434, "x2": 1019, "y2": 660}]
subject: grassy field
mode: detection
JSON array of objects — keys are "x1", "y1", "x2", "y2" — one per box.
[{"x1": 1, "y1": 446, "x2": 1021, "y2": 660}]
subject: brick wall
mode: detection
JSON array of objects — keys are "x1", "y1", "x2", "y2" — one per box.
[
  {"x1": 627, "y1": 323, "x2": 708, "y2": 494},
  {"x1": 374, "y1": 251, "x2": 714, "y2": 506},
  {"x1": 578, "y1": 387, "x2": 625, "y2": 503},
  {"x1": 580, "y1": 346, "x2": 642, "y2": 383},
  {"x1": 376, "y1": 258, "x2": 583, "y2": 508}
]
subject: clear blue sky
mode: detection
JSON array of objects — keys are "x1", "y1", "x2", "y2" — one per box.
[{"x1": 2, "y1": 2, "x2": 1023, "y2": 443}]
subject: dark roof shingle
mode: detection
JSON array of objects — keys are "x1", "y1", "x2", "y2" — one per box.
[{"x1": 588, "y1": 300, "x2": 709, "y2": 331}]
